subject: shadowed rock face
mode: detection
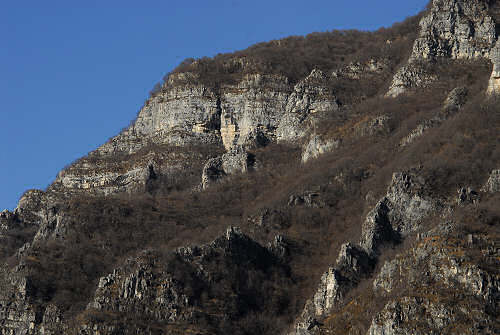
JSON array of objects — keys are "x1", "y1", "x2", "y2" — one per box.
[
  {"x1": 289, "y1": 170, "x2": 441, "y2": 335},
  {"x1": 81, "y1": 227, "x2": 288, "y2": 334}
]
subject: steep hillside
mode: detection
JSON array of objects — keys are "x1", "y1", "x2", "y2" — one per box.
[{"x1": 1, "y1": 1, "x2": 499, "y2": 334}]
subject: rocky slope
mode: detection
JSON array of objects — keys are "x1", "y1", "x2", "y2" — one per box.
[{"x1": 1, "y1": 1, "x2": 499, "y2": 334}]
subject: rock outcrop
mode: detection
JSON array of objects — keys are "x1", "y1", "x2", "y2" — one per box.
[
  {"x1": 487, "y1": 42, "x2": 500, "y2": 94},
  {"x1": 360, "y1": 171, "x2": 439, "y2": 255},
  {"x1": 370, "y1": 223, "x2": 499, "y2": 334},
  {"x1": 482, "y1": 169, "x2": 500, "y2": 192},
  {"x1": 219, "y1": 74, "x2": 290, "y2": 150},
  {"x1": 287, "y1": 190, "x2": 325, "y2": 208},
  {"x1": 331, "y1": 59, "x2": 389, "y2": 80},
  {"x1": 80, "y1": 227, "x2": 288, "y2": 333},
  {"x1": 0, "y1": 267, "x2": 68, "y2": 335},
  {"x1": 387, "y1": 0, "x2": 498, "y2": 97},
  {"x1": 276, "y1": 69, "x2": 339, "y2": 142},
  {"x1": 49, "y1": 69, "x2": 341, "y2": 197},
  {"x1": 201, "y1": 147, "x2": 257, "y2": 189},
  {"x1": 290, "y1": 170, "x2": 441, "y2": 334},
  {"x1": 301, "y1": 134, "x2": 340, "y2": 163}
]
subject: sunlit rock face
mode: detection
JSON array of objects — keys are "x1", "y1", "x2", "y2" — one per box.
[
  {"x1": 387, "y1": 0, "x2": 498, "y2": 97},
  {"x1": 487, "y1": 43, "x2": 500, "y2": 94},
  {"x1": 52, "y1": 68, "x2": 341, "y2": 196},
  {"x1": 219, "y1": 73, "x2": 291, "y2": 150}
]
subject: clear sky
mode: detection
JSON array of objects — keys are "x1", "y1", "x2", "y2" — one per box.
[{"x1": 0, "y1": 0, "x2": 429, "y2": 210}]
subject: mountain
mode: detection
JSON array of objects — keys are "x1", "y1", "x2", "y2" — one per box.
[{"x1": 1, "y1": 0, "x2": 499, "y2": 334}]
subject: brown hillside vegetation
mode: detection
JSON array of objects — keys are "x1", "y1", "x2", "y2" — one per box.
[
  {"x1": 17, "y1": 57, "x2": 499, "y2": 333},
  {"x1": 1, "y1": 4, "x2": 500, "y2": 334}
]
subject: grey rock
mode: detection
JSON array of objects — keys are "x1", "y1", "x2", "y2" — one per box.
[
  {"x1": 219, "y1": 73, "x2": 291, "y2": 150},
  {"x1": 14, "y1": 189, "x2": 47, "y2": 225},
  {"x1": 487, "y1": 42, "x2": 500, "y2": 94},
  {"x1": 387, "y1": 0, "x2": 497, "y2": 97},
  {"x1": 335, "y1": 242, "x2": 374, "y2": 279},
  {"x1": 0, "y1": 210, "x2": 16, "y2": 231},
  {"x1": 132, "y1": 75, "x2": 221, "y2": 144},
  {"x1": 360, "y1": 198, "x2": 397, "y2": 255},
  {"x1": 201, "y1": 157, "x2": 225, "y2": 190},
  {"x1": 301, "y1": 134, "x2": 340, "y2": 163},
  {"x1": 290, "y1": 171, "x2": 439, "y2": 334},
  {"x1": 277, "y1": 69, "x2": 339, "y2": 142},
  {"x1": 0, "y1": 269, "x2": 42, "y2": 335},
  {"x1": 201, "y1": 147, "x2": 257, "y2": 189},
  {"x1": 482, "y1": 169, "x2": 500, "y2": 193},
  {"x1": 355, "y1": 114, "x2": 392, "y2": 137},
  {"x1": 47, "y1": 69, "x2": 338, "y2": 197},
  {"x1": 385, "y1": 172, "x2": 439, "y2": 234},
  {"x1": 332, "y1": 58, "x2": 389, "y2": 80},
  {"x1": 413, "y1": 0, "x2": 496, "y2": 60},
  {"x1": 267, "y1": 234, "x2": 289, "y2": 259},
  {"x1": 386, "y1": 64, "x2": 437, "y2": 97},
  {"x1": 311, "y1": 267, "x2": 346, "y2": 317},
  {"x1": 370, "y1": 226, "x2": 499, "y2": 334},
  {"x1": 361, "y1": 171, "x2": 439, "y2": 255},
  {"x1": 82, "y1": 227, "x2": 285, "y2": 333}
]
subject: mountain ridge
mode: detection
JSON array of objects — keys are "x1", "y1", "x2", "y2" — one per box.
[{"x1": 1, "y1": 1, "x2": 499, "y2": 334}]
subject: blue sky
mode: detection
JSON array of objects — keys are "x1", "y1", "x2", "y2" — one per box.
[{"x1": 0, "y1": 0, "x2": 429, "y2": 210}]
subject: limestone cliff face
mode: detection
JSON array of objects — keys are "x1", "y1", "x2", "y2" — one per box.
[
  {"x1": 220, "y1": 74, "x2": 291, "y2": 150},
  {"x1": 276, "y1": 69, "x2": 339, "y2": 142},
  {"x1": 51, "y1": 68, "x2": 340, "y2": 196},
  {"x1": 387, "y1": 0, "x2": 499, "y2": 96}
]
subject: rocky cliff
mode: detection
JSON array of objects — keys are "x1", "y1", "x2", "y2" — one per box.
[
  {"x1": 1, "y1": 1, "x2": 499, "y2": 334},
  {"x1": 387, "y1": 0, "x2": 500, "y2": 96}
]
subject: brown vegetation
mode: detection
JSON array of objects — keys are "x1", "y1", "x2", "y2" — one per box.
[{"x1": 6, "y1": 9, "x2": 500, "y2": 334}]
